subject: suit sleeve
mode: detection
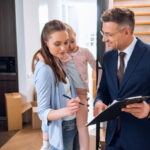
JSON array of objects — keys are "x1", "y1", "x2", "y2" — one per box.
[{"x1": 94, "y1": 55, "x2": 111, "y2": 106}]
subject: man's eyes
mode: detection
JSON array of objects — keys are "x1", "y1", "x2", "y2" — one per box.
[{"x1": 105, "y1": 33, "x2": 113, "y2": 37}]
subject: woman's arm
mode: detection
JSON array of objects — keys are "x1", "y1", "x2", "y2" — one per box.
[
  {"x1": 34, "y1": 63, "x2": 53, "y2": 124},
  {"x1": 47, "y1": 98, "x2": 80, "y2": 120},
  {"x1": 34, "y1": 62, "x2": 79, "y2": 123}
]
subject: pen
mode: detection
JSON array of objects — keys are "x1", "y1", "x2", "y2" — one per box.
[{"x1": 63, "y1": 94, "x2": 85, "y2": 106}]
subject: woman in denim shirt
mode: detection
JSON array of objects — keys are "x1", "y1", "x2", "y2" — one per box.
[{"x1": 32, "y1": 20, "x2": 80, "y2": 150}]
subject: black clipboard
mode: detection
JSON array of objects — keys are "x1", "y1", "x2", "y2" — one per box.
[{"x1": 87, "y1": 95, "x2": 150, "y2": 126}]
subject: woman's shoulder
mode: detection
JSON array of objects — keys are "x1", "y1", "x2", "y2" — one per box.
[
  {"x1": 34, "y1": 61, "x2": 53, "y2": 79},
  {"x1": 35, "y1": 61, "x2": 51, "y2": 71}
]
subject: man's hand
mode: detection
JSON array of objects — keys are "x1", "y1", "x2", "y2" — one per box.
[
  {"x1": 94, "y1": 100, "x2": 107, "y2": 116},
  {"x1": 122, "y1": 101, "x2": 150, "y2": 119}
]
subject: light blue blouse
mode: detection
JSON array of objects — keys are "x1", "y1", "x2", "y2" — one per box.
[{"x1": 34, "y1": 61, "x2": 77, "y2": 150}]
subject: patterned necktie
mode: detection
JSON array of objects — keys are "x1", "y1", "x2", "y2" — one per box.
[
  {"x1": 117, "y1": 52, "x2": 126, "y2": 132},
  {"x1": 117, "y1": 52, "x2": 126, "y2": 86}
]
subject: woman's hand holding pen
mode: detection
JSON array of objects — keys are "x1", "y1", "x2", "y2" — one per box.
[
  {"x1": 65, "y1": 97, "x2": 80, "y2": 116},
  {"x1": 47, "y1": 97, "x2": 80, "y2": 120}
]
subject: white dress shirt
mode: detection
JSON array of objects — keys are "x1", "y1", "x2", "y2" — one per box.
[{"x1": 118, "y1": 37, "x2": 137, "y2": 72}]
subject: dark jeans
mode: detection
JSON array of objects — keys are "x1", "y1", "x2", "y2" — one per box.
[{"x1": 50, "y1": 119, "x2": 80, "y2": 150}]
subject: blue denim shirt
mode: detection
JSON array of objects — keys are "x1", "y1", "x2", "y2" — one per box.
[{"x1": 34, "y1": 61, "x2": 77, "y2": 150}]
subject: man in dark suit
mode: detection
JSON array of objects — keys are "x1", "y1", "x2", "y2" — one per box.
[{"x1": 94, "y1": 8, "x2": 150, "y2": 150}]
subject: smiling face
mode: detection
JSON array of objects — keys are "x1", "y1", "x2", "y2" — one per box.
[
  {"x1": 45, "y1": 31, "x2": 69, "y2": 59},
  {"x1": 102, "y1": 22, "x2": 132, "y2": 51}
]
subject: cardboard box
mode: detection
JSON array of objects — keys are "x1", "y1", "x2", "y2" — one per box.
[
  {"x1": 5, "y1": 92, "x2": 41, "y2": 130},
  {"x1": 5, "y1": 92, "x2": 22, "y2": 131},
  {"x1": 5, "y1": 92, "x2": 33, "y2": 131},
  {"x1": 32, "y1": 102, "x2": 41, "y2": 129}
]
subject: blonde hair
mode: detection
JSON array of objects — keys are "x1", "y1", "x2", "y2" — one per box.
[{"x1": 64, "y1": 23, "x2": 76, "y2": 36}]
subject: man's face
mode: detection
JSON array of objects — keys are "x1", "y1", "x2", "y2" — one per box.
[{"x1": 102, "y1": 22, "x2": 127, "y2": 51}]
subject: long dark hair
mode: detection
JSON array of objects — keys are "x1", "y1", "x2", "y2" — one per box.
[{"x1": 32, "y1": 20, "x2": 67, "y2": 84}]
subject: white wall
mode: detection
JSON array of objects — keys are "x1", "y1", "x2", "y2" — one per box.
[
  {"x1": 48, "y1": 0, "x2": 62, "y2": 20},
  {"x1": 109, "y1": 0, "x2": 113, "y2": 8},
  {"x1": 15, "y1": 0, "x2": 27, "y2": 102},
  {"x1": 15, "y1": 0, "x2": 62, "y2": 103}
]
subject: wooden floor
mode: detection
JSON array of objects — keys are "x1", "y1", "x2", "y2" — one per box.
[
  {"x1": 0, "y1": 124, "x2": 96, "y2": 150},
  {"x1": 0, "y1": 125, "x2": 43, "y2": 150}
]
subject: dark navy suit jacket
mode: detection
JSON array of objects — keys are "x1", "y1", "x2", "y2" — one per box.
[{"x1": 94, "y1": 38, "x2": 150, "y2": 149}]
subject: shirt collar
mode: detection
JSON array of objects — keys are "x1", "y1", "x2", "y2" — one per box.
[{"x1": 118, "y1": 36, "x2": 137, "y2": 56}]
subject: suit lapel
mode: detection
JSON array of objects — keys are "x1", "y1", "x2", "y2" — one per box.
[
  {"x1": 119, "y1": 39, "x2": 146, "y2": 90},
  {"x1": 108, "y1": 50, "x2": 119, "y2": 91}
]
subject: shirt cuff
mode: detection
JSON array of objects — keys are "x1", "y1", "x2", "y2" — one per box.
[{"x1": 43, "y1": 109, "x2": 53, "y2": 125}]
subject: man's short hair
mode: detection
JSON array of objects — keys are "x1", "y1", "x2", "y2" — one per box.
[{"x1": 101, "y1": 8, "x2": 135, "y2": 34}]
